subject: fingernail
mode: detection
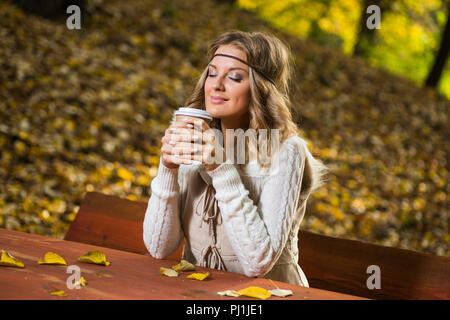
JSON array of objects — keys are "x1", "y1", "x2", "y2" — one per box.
[
  {"x1": 192, "y1": 135, "x2": 199, "y2": 141},
  {"x1": 169, "y1": 140, "x2": 175, "y2": 145}
]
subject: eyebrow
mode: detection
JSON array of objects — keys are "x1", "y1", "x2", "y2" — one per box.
[{"x1": 208, "y1": 64, "x2": 248, "y2": 73}]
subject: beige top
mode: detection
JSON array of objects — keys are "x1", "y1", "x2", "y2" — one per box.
[{"x1": 144, "y1": 136, "x2": 315, "y2": 286}]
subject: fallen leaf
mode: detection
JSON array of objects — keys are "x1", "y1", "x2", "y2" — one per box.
[
  {"x1": 118, "y1": 167, "x2": 134, "y2": 181},
  {"x1": 186, "y1": 272, "x2": 209, "y2": 281},
  {"x1": 0, "y1": 250, "x2": 25, "y2": 268},
  {"x1": 38, "y1": 251, "x2": 67, "y2": 265},
  {"x1": 269, "y1": 288, "x2": 293, "y2": 297},
  {"x1": 267, "y1": 278, "x2": 293, "y2": 297},
  {"x1": 172, "y1": 259, "x2": 195, "y2": 272},
  {"x1": 237, "y1": 286, "x2": 271, "y2": 300},
  {"x1": 50, "y1": 290, "x2": 67, "y2": 296},
  {"x1": 217, "y1": 290, "x2": 240, "y2": 297},
  {"x1": 74, "y1": 276, "x2": 87, "y2": 287},
  {"x1": 160, "y1": 267, "x2": 178, "y2": 277},
  {"x1": 77, "y1": 250, "x2": 110, "y2": 266}
]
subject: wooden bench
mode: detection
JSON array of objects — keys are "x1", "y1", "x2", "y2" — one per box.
[{"x1": 65, "y1": 191, "x2": 450, "y2": 299}]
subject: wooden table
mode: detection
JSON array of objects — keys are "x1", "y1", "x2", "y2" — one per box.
[{"x1": 0, "y1": 228, "x2": 366, "y2": 300}]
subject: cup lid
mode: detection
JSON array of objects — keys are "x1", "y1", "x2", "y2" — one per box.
[{"x1": 174, "y1": 107, "x2": 213, "y2": 121}]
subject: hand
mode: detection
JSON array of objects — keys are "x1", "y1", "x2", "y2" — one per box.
[
  {"x1": 160, "y1": 120, "x2": 200, "y2": 169},
  {"x1": 182, "y1": 117, "x2": 225, "y2": 171}
]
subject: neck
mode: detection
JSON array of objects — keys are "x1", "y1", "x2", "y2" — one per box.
[
  {"x1": 219, "y1": 114, "x2": 250, "y2": 166},
  {"x1": 220, "y1": 114, "x2": 250, "y2": 149}
]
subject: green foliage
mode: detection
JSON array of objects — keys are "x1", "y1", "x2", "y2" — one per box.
[
  {"x1": 0, "y1": 0, "x2": 448, "y2": 256},
  {"x1": 238, "y1": 0, "x2": 450, "y2": 98},
  {"x1": 239, "y1": 0, "x2": 362, "y2": 54}
]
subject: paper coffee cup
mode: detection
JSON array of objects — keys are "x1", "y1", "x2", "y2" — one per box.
[
  {"x1": 173, "y1": 107, "x2": 213, "y2": 165},
  {"x1": 174, "y1": 107, "x2": 212, "y2": 124}
]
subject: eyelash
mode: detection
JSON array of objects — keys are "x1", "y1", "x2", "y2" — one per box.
[{"x1": 208, "y1": 72, "x2": 242, "y2": 82}]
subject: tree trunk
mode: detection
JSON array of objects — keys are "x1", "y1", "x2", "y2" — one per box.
[{"x1": 425, "y1": 4, "x2": 450, "y2": 87}]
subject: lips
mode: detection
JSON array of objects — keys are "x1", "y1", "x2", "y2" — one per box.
[{"x1": 210, "y1": 96, "x2": 228, "y2": 104}]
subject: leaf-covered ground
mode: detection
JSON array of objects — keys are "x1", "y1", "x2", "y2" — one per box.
[{"x1": 0, "y1": 0, "x2": 448, "y2": 256}]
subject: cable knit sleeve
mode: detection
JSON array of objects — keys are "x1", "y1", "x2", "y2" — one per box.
[
  {"x1": 142, "y1": 157, "x2": 184, "y2": 259},
  {"x1": 206, "y1": 137, "x2": 309, "y2": 277}
]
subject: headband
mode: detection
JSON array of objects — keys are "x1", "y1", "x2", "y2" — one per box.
[{"x1": 210, "y1": 53, "x2": 276, "y2": 86}]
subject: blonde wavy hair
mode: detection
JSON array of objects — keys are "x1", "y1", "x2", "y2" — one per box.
[{"x1": 184, "y1": 30, "x2": 328, "y2": 193}]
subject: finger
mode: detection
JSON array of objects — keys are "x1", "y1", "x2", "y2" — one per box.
[
  {"x1": 161, "y1": 134, "x2": 171, "y2": 145},
  {"x1": 170, "y1": 141, "x2": 196, "y2": 157},
  {"x1": 202, "y1": 131, "x2": 216, "y2": 144},
  {"x1": 172, "y1": 142, "x2": 200, "y2": 155},
  {"x1": 169, "y1": 154, "x2": 183, "y2": 165},
  {"x1": 170, "y1": 127, "x2": 196, "y2": 136},
  {"x1": 162, "y1": 153, "x2": 179, "y2": 168},
  {"x1": 181, "y1": 118, "x2": 209, "y2": 131},
  {"x1": 161, "y1": 143, "x2": 171, "y2": 154},
  {"x1": 170, "y1": 154, "x2": 193, "y2": 165},
  {"x1": 169, "y1": 128, "x2": 201, "y2": 143},
  {"x1": 170, "y1": 120, "x2": 194, "y2": 129},
  {"x1": 161, "y1": 142, "x2": 179, "y2": 155},
  {"x1": 187, "y1": 144, "x2": 208, "y2": 164}
]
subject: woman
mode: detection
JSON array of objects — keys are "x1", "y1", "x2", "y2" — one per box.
[{"x1": 143, "y1": 30, "x2": 328, "y2": 286}]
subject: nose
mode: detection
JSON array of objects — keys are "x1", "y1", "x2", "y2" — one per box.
[{"x1": 212, "y1": 75, "x2": 225, "y2": 91}]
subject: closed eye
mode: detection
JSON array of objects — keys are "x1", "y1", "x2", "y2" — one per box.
[{"x1": 208, "y1": 70, "x2": 243, "y2": 82}]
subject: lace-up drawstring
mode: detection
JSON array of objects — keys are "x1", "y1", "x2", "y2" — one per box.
[{"x1": 194, "y1": 184, "x2": 226, "y2": 270}]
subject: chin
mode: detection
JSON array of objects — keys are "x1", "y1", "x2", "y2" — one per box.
[{"x1": 206, "y1": 105, "x2": 224, "y2": 118}]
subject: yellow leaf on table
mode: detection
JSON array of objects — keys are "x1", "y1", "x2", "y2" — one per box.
[
  {"x1": 217, "y1": 290, "x2": 240, "y2": 297},
  {"x1": 74, "y1": 276, "x2": 87, "y2": 287},
  {"x1": 172, "y1": 259, "x2": 196, "y2": 272},
  {"x1": 237, "y1": 286, "x2": 271, "y2": 300},
  {"x1": 269, "y1": 288, "x2": 293, "y2": 297},
  {"x1": 38, "y1": 252, "x2": 67, "y2": 265},
  {"x1": 186, "y1": 272, "x2": 209, "y2": 281},
  {"x1": 50, "y1": 290, "x2": 67, "y2": 297},
  {"x1": 160, "y1": 267, "x2": 178, "y2": 277},
  {"x1": 77, "y1": 250, "x2": 110, "y2": 266},
  {"x1": 0, "y1": 250, "x2": 24, "y2": 268}
]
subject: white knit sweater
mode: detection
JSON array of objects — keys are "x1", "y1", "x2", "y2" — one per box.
[{"x1": 143, "y1": 135, "x2": 315, "y2": 285}]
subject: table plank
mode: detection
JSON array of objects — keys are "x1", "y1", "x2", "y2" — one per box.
[{"x1": 0, "y1": 228, "x2": 366, "y2": 300}]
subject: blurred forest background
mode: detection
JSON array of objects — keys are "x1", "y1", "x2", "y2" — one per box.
[{"x1": 0, "y1": 0, "x2": 448, "y2": 256}]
